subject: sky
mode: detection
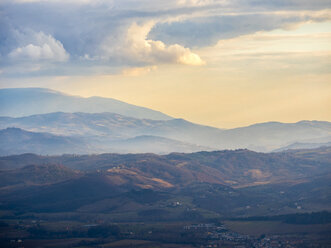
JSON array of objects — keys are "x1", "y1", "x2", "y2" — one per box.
[{"x1": 0, "y1": 0, "x2": 330, "y2": 128}]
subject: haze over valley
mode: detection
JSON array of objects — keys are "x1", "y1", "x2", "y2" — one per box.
[
  {"x1": 0, "y1": 0, "x2": 330, "y2": 247},
  {"x1": 1, "y1": 88, "x2": 330, "y2": 155},
  {"x1": 0, "y1": 87, "x2": 330, "y2": 247}
]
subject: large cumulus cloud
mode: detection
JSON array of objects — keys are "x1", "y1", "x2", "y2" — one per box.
[
  {"x1": 101, "y1": 21, "x2": 204, "y2": 66},
  {"x1": 8, "y1": 31, "x2": 69, "y2": 62},
  {"x1": 0, "y1": 0, "x2": 330, "y2": 76}
]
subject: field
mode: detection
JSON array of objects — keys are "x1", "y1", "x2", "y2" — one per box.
[
  {"x1": 225, "y1": 220, "x2": 331, "y2": 236},
  {"x1": 100, "y1": 239, "x2": 195, "y2": 248}
]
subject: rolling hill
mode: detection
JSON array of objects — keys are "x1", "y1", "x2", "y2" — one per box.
[
  {"x1": 0, "y1": 147, "x2": 330, "y2": 217},
  {"x1": 0, "y1": 164, "x2": 81, "y2": 187},
  {"x1": 1, "y1": 147, "x2": 330, "y2": 187}
]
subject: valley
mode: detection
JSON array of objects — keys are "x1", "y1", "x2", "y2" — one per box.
[
  {"x1": 2, "y1": 0, "x2": 331, "y2": 245},
  {"x1": 0, "y1": 88, "x2": 330, "y2": 247},
  {"x1": 0, "y1": 147, "x2": 330, "y2": 247}
]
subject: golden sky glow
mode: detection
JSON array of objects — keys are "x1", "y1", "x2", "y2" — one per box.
[{"x1": 1, "y1": 1, "x2": 330, "y2": 128}]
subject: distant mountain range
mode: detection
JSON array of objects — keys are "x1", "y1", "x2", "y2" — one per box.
[
  {"x1": 0, "y1": 88, "x2": 330, "y2": 155},
  {"x1": 273, "y1": 141, "x2": 331, "y2": 152},
  {"x1": 0, "y1": 112, "x2": 330, "y2": 155},
  {"x1": 0, "y1": 127, "x2": 93, "y2": 155},
  {"x1": 0, "y1": 88, "x2": 172, "y2": 120},
  {"x1": 0, "y1": 127, "x2": 211, "y2": 155},
  {"x1": 0, "y1": 88, "x2": 330, "y2": 244}
]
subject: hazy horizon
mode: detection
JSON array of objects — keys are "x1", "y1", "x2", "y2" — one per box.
[
  {"x1": 1, "y1": 86, "x2": 330, "y2": 129},
  {"x1": 0, "y1": 0, "x2": 330, "y2": 128},
  {"x1": 0, "y1": 2, "x2": 330, "y2": 246}
]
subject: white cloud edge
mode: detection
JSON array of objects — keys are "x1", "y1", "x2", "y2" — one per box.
[
  {"x1": 8, "y1": 32, "x2": 69, "y2": 62},
  {"x1": 102, "y1": 21, "x2": 205, "y2": 66}
]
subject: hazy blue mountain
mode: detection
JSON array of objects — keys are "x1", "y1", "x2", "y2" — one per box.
[
  {"x1": 0, "y1": 112, "x2": 330, "y2": 152},
  {"x1": 0, "y1": 112, "x2": 223, "y2": 142},
  {"x1": 214, "y1": 121, "x2": 331, "y2": 152},
  {"x1": 108, "y1": 135, "x2": 213, "y2": 154},
  {"x1": 0, "y1": 127, "x2": 213, "y2": 155},
  {"x1": 0, "y1": 88, "x2": 172, "y2": 120},
  {"x1": 0, "y1": 127, "x2": 90, "y2": 155},
  {"x1": 273, "y1": 141, "x2": 331, "y2": 152}
]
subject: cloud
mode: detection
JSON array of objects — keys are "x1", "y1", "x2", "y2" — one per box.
[
  {"x1": 8, "y1": 31, "x2": 69, "y2": 62},
  {"x1": 238, "y1": 0, "x2": 331, "y2": 11},
  {"x1": 122, "y1": 66, "x2": 157, "y2": 76},
  {"x1": 202, "y1": 29, "x2": 331, "y2": 57},
  {"x1": 149, "y1": 10, "x2": 331, "y2": 47},
  {"x1": 177, "y1": 0, "x2": 216, "y2": 6},
  {"x1": 11, "y1": 0, "x2": 101, "y2": 4},
  {"x1": 102, "y1": 22, "x2": 205, "y2": 66},
  {"x1": 197, "y1": 22, "x2": 331, "y2": 77},
  {"x1": 0, "y1": 0, "x2": 330, "y2": 77}
]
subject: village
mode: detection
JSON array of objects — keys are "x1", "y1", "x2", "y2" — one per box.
[{"x1": 182, "y1": 223, "x2": 321, "y2": 248}]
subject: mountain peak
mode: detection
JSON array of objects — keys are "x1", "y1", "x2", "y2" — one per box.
[{"x1": 0, "y1": 87, "x2": 172, "y2": 120}]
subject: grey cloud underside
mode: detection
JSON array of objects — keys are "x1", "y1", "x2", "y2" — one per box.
[
  {"x1": 149, "y1": 14, "x2": 319, "y2": 47},
  {"x1": 2, "y1": 2, "x2": 328, "y2": 52},
  {"x1": 0, "y1": 0, "x2": 330, "y2": 76},
  {"x1": 0, "y1": 4, "x2": 120, "y2": 58}
]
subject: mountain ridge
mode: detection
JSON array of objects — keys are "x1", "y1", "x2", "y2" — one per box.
[
  {"x1": 0, "y1": 88, "x2": 172, "y2": 120},
  {"x1": 0, "y1": 127, "x2": 213, "y2": 156},
  {"x1": 0, "y1": 112, "x2": 329, "y2": 153}
]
